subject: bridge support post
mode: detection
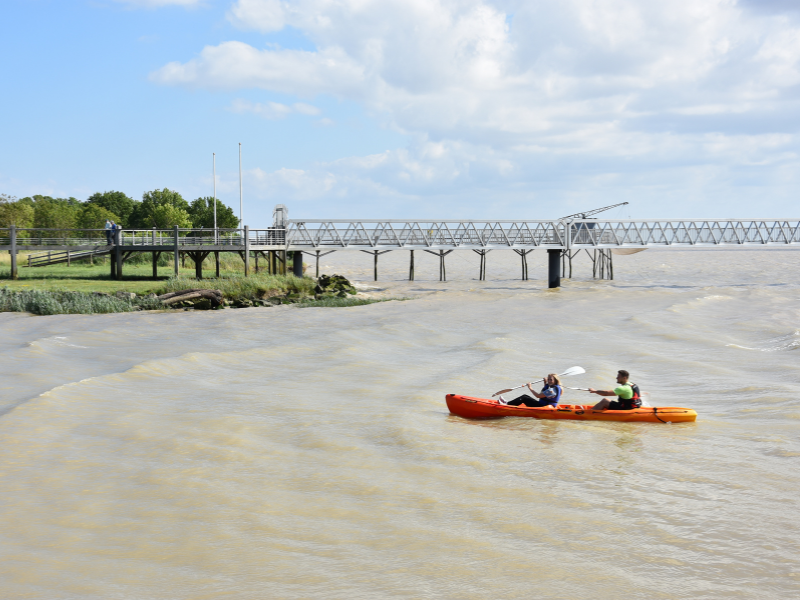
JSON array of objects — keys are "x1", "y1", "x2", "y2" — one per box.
[
  {"x1": 409, "y1": 250, "x2": 414, "y2": 281},
  {"x1": 244, "y1": 226, "x2": 250, "y2": 277},
  {"x1": 547, "y1": 249, "x2": 560, "y2": 288},
  {"x1": 215, "y1": 252, "x2": 220, "y2": 278},
  {"x1": 114, "y1": 228, "x2": 122, "y2": 280},
  {"x1": 473, "y1": 249, "x2": 489, "y2": 280},
  {"x1": 423, "y1": 249, "x2": 453, "y2": 281},
  {"x1": 10, "y1": 225, "x2": 17, "y2": 280},
  {"x1": 152, "y1": 228, "x2": 158, "y2": 280},
  {"x1": 293, "y1": 251, "x2": 303, "y2": 277},
  {"x1": 173, "y1": 226, "x2": 179, "y2": 277},
  {"x1": 514, "y1": 249, "x2": 531, "y2": 280}
]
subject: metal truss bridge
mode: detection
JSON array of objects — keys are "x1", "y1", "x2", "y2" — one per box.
[{"x1": 3, "y1": 218, "x2": 799, "y2": 287}]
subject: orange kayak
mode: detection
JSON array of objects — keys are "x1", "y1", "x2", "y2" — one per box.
[{"x1": 446, "y1": 394, "x2": 697, "y2": 423}]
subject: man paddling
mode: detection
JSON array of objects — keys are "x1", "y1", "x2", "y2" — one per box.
[{"x1": 589, "y1": 370, "x2": 642, "y2": 410}]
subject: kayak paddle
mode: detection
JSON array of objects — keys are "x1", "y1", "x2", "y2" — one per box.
[{"x1": 491, "y1": 366, "x2": 586, "y2": 397}]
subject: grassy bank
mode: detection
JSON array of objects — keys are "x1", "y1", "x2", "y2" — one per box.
[{"x1": 0, "y1": 255, "x2": 402, "y2": 314}]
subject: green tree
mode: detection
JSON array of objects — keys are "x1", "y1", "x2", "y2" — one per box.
[
  {"x1": 0, "y1": 201, "x2": 35, "y2": 228},
  {"x1": 151, "y1": 204, "x2": 192, "y2": 229},
  {"x1": 86, "y1": 191, "x2": 135, "y2": 226},
  {"x1": 130, "y1": 188, "x2": 192, "y2": 229},
  {"x1": 77, "y1": 204, "x2": 120, "y2": 231},
  {"x1": 32, "y1": 198, "x2": 80, "y2": 229},
  {"x1": 189, "y1": 197, "x2": 240, "y2": 229}
]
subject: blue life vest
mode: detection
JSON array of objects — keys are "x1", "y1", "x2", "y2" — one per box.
[{"x1": 541, "y1": 384, "x2": 562, "y2": 406}]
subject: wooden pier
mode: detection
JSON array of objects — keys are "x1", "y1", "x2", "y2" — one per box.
[{"x1": 3, "y1": 215, "x2": 800, "y2": 287}]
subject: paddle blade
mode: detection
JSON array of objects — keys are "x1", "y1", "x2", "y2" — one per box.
[
  {"x1": 491, "y1": 388, "x2": 514, "y2": 397},
  {"x1": 560, "y1": 366, "x2": 585, "y2": 378}
]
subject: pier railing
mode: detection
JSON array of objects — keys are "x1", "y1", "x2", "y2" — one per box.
[
  {"x1": 3, "y1": 220, "x2": 800, "y2": 251},
  {"x1": 0, "y1": 228, "x2": 287, "y2": 248},
  {"x1": 284, "y1": 220, "x2": 566, "y2": 249},
  {"x1": 569, "y1": 219, "x2": 800, "y2": 248}
]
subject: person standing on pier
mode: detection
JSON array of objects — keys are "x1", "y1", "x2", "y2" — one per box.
[{"x1": 104, "y1": 220, "x2": 112, "y2": 245}]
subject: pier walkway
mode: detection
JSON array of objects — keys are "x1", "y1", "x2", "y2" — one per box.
[{"x1": 3, "y1": 217, "x2": 800, "y2": 287}]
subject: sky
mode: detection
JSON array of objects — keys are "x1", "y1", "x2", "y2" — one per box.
[{"x1": 2, "y1": 0, "x2": 800, "y2": 224}]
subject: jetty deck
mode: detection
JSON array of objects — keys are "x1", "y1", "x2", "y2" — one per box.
[{"x1": 3, "y1": 215, "x2": 800, "y2": 287}]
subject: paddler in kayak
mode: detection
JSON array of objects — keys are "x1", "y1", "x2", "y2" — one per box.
[
  {"x1": 498, "y1": 374, "x2": 562, "y2": 407},
  {"x1": 589, "y1": 370, "x2": 642, "y2": 410}
]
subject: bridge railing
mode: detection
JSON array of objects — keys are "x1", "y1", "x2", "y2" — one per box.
[
  {"x1": 285, "y1": 220, "x2": 566, "y2": 248},
  {"x1": 569, "y1": 219, "x2": 800, "y2": 247},
  {"x1": 0, "y1": 228, "x2": 107, "y2": 246}
]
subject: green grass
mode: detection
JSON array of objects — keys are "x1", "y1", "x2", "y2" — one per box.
[
  {"x1": 154, "y1": 273, "x2": 316, "y2": 300},
  {"x1": 0, "y1": 287, "x2": 163, "y2": 316},
  {"x1": 0, "y1": 253, "x2": 411, "y2": 314}
]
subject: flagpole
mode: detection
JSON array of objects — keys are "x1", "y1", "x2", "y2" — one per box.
[
  {"x1": 238, "y1": 142, "x2": 243, "y2": 228},
  {"x1": 213, "y1": 152, "x2": 217, "y2": 243}
]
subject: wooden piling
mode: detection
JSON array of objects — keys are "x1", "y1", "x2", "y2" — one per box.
[
  {"x1": 409, "y1": 250, "x2": 414, "y2": 281},
  {"x1": 514, "y1": 249, "x2": 532, "y2": 280},
  {"x1": 424, "y1": 249, "x2": 453, "y2": 281},
  {"x1": 473, "y1": 249, "x2": 489, "y2": 280},
  {"x1": 114, "y1": 228, "x2": 122, "y2": 280},
  {"x1": 215, "y1": 251, "x2": 220, "y2": 278},
  {"x1": 173, "y1": 226, "x2": 179, "y2": 277},
  {"x1": 10, "y1": 225, "x2": 17, "y2": 280},
  {"x1": 244, "y1": 225, "x2": 250, "y2": 276}
]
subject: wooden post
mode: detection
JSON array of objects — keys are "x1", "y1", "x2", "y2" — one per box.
[
  {"x1": 514, "y1": 249, "x2": 530, "y2": 281},
  {"x1": 255, "y1": 251, "x2": 259, "y2": 274},
  {"x1": 473, "y1": 249, "x2": 489, "y2": 280},
  {"x1": 244, "y1": 225, "x2": 250, "y2": 276},
  {"x1": 281, "y1": 250, "x2": 287, "y2": 275},
  {"x1": 152, "y1": 228, "x2": 158, "y2": 279},
  {"x1": 425, "y1": 249, "x2": 452, "y2": 281},
  {"x1": 173, "y1": 226, "x2": 179, "y2": 277},
  {"x1": 195, "y1": 252, "x2": 203, "y2": 279},
  {"x1": 609, "y1": 250, "x2": 614, "y2": 280},
  {"x1": 10, "y1": 225, "x2": 17, "y2": 280},
  {"x1": 316, "y1": 250, "x2": 320, "y2": 277},
  {"x1": 215, "y1": 252, "x2": 220, "y2": 278},
  {"x1": 409, "y1": 249, "x2": 414, "y2": 281},
  {"x1": 114, "y1": 228, "x2": 122, "y2": 280}
]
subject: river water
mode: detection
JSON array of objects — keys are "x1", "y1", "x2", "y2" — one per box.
[{"x1": 1, "y1": 249, "x2": 799, "y2": 599}]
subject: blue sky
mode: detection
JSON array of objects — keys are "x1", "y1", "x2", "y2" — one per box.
[{"x1": 2, "y1": 0, "x2": 799, "y2": 224}]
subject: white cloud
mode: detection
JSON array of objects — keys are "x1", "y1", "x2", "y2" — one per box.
[
  {"x1": 228, "y1": 98, "x2": 321, "y2": 118},
  {"x1": 153, "y1": 0, "x2": 800, "y2": 215}
]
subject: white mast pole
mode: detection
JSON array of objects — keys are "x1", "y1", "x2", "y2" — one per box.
[
  {"x1": 238, "y1": 142, "x2": 243, "y2": 228},
  {"x1": 213, "y1": 152, "x2": 217, "y2": 243}
]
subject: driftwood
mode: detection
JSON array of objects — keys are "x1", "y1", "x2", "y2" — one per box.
[{"x1": 158, "y1": 289, "x2": 224, "y2": 307}]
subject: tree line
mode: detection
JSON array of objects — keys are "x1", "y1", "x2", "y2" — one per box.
[{"x1": 0, "y1": 189, "x2": 239, "y2": 232}]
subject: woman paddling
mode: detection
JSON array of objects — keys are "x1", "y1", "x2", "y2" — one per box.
[{"x1": 498, "y1": 374, "x2": 562, "y2": 407}]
